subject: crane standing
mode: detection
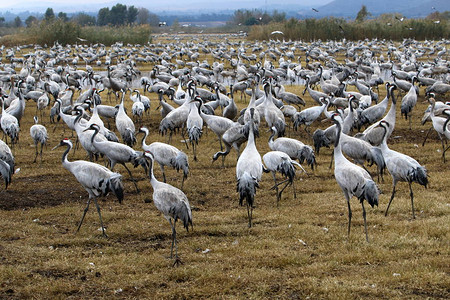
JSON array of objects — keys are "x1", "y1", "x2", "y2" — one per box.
[
  {"x1": 53, "y1": 139, "x2": 124, "y2": 237},
  {"x1": 29, "y1": 116, "x2": 48, "y2": 163},
  {"x1": 142, "y1": 151, "x2": 192, "y2": 265},
  {"x1": 236, "y1": 108, "x2": 263, "y2": 227},
  {"x1": 332, "y1": 114, "x2": 379, "y2": 242},
  {"x1": 377, "y1": 121, "x2": 428, "y2": 219}
]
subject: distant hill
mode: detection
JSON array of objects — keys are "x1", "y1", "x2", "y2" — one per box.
[{"x1": 300, "y1": 0, "x2": 450, "y2": 18}]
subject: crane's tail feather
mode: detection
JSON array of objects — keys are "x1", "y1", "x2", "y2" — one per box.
[
  {"x1": 171, "y1": 151, "x2": 189, "y2": 178},
  {"x1": 410, "y1": 166, "x2": 428, "y2": 188},
  {"x1": 0, "y1": 160, "x2": 12, "y2": 189},
  {"x1": 299, "y1": 146, "x2": 316, "y2": 170},
  {"x1": 236, "y1": 173, "x2": 259, "y2": 208},
  {"x1": 188, "y1": 126, "x2": 202, "y2": 144},
  {"x1": 277, "y1": 159, "x2": 296, "y2": 183},
  {"x1": 109, "y1": 173, "x2": 124, "y2": 203},
  {"x1": 359, "y1": 180, "x2": 379, "y2": 208},
  {"x1": 170, "y1": 201, "x2": 193, "y2": 232},
  {"x1": 312, "y1": 129, "x2": 331, "y2": 153},
  {"x1": 369, "y1": 147, "x2": 386, "y2": 174}
]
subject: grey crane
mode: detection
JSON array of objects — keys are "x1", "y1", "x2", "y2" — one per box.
[
  {"x1": 355, "y1": 85, "x2": 397, "y2": 146},
  {"x1": 107, "y1": 66, "x2": 128, "y2": 97},
  {"x1": 357, "y1": 83, "x2": 393, "y2": 130},
  {"x1": 332, "y1": 114, "x2": 379, "y2": 242},
  {"x1": 269, "y1": 126, "x2": 316, "y2": 170},
  {"x1": 293, "y1": 97, "x2": 328, "y2": 135},
  {"x1": 142, "y1": 151, "x2": 192, "y2": 265},
  {"x1": 29, "y1": 116, "x2": 48, "y2": 163},
  {"x1": 115, "y1": 90, "x2": 136, "y2": 147},
  {"x1": 223, "y1": 85, "x2": 238, "y2": 121},
  {"x1": 303, "y1": 76, "x2": 328, "y2": 105},
  {"x1": 1, "y1": 96, "x2": 20, "y2": 148},
  {"x1": 377, "y1": 121, "x2": 428, "y2": 219},
  {"x1": 236, "y1": 108, "x2": 263, "y2": 228},
  {"x1": 260, "y1": 81, "x2": 286, "y2": 137},
  {"x1": 262, "y1": 150, "x2": 306, "y2": 205},
  {"x1": 186, "y1": 97, "x2": 203, "y2": 161},
  {"x1": 52, "y1": 139, "x2": 124, "y2": 237},
  {"x1": 400, "y1": 76, "x2": 418, "y2": 129},
  {"x1": 421, "y1": 97, "x2": 449, "y2": 162},
  {"x1": 443, "y1": 116, "x2": 450, "y2": 159},
  {"x1": 212, "y1": 123, "x2": 248, "y2": 166},
  {"x1": 0, "y1": 139, "x2": 14, "y2": 190},
  {"x1": 139, "y1": 127, "x2": 189, "y2": 189},
  {"x1": 84, "y1": 124, "x2": 144, "y2": 193}
]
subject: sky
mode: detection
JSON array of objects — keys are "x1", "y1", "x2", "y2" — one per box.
[{"x1": 0, "y1": 0, "x2": 332, "y2": 13}]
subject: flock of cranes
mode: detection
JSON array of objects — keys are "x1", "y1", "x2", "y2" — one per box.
[{"x1": 0, "y1": 35, "x2": 449, "y2": 263}]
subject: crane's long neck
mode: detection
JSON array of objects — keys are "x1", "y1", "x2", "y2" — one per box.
[
  {"x1": 147, "y1": 157, "x2": 157, "y2": 184},
  {"x1": 90, "y1": 126, "x2": 100, "y2": 144},
  {"x1": 141, "y1": 129, "x2": 149, "y2": 149},
  {"x1": 61, "y1": 143, "x2": 72, "y2": 165},
  {"x1": 268, "y1": 129, "x2": 276, "y2": 147},
  {"x1": 379, "y1": 125, "x2": 389, "y2": 152},
  {"x1": 333, "y1": 119, "x2": 346, "y2": 164},
  {"x1": 444, "y1": 117, "x2": 450, "y2": 133}
]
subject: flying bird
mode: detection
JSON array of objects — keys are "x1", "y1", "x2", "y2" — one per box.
[
  {"x1": 312, "y1": 8, "x2": 319, "y2": 12},
  {"x1": 271, "y1": 31, "x2": 284, "y2": 35}
]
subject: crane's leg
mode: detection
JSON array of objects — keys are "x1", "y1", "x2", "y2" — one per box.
[
  {"x1": 122, "y1": 163, "x2": 140, "y2": 193},
  {"x1": 77, "y1": 197, "x2": 92, "y2": 233},
  {"x1": 422, "y1": 126, "x2": 433, "y2": 146},
  {"x1": 361, "y1": 201, "x2": 369, "y2": 243},
  {"x1": 329, "y1": 151, "x2": 334, "y2": 169},
  {"x1": 408, "y1": 114, "x2": 412, "y2": 130},
  {"x1": 385, "y1": 182, "x2": 397, "y2": 217},
  {"x1": 271, "y1": 172, "x2": 280, "y2": 206},
  {"x1": 93, "y1": 197, "x2": 107, "y2": 237},
  {"x1": 40, "y1": 142, "x2": 44, "y2": 162},
  {"x1": 437, "y1": 132, "x2": 446, "y2": 163},
  {"x1": 345, "y1": 192, "x2": 352, "y2": 238},
  {"x1": 159, "y1": 164, "x2": 166, "y2": 183},
  {"x1": 33, "y1": 143, "x2": 39, "y2": 163},
  {"x1": 409, "y1": 182, "x2": 415, "y2": 219},
  {"x1": 278, "y1": 180, "x2": 292, "y2": 204}
]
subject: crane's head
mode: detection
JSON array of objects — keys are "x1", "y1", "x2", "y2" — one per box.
[
  {"x1": 83, "y1": 123, "x2": 100, "y2": 132},
  {"x1": 52, "y1": 138, "x2": 72, "y2": 150}
]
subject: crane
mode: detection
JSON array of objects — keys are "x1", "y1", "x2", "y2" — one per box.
[
  {"x1": 29, "y1": 116, "x2": 48, "y2": 163},
  {"x1": 293, "y1": 97, "x2": 328, "y2": 135},
  {"x1": 142, "y1": 151, "x2": 192, "y2": 265},
  {"x1": 139, "y1": 127, "x2": 189, "y2": 189},
  {"x1": 186, "y1": 97, "x2": 203, "y2": 161},
  {"x1": 332, "y1": 114, "x2": 379, "y2": 242},
  {"x1": 1, "y1": 95, "x2": 20, "y2": 149},
  {"x1": 269, "y1": 126, "x2": 316, "y2": 170},
  {"x1": 236, "y1": 108, "x2": 263, "y2": 228},
  {"x1": 400, "y1": 76, "x2": 418, "y2": 129},
  {"x1": 377, "y1": 121, "x2": 428, "y2": 219},
  {"x1": 262, "y1": 150, "x2": 306, "y2": 205},
  {"x1": 0, "y1": 139, "x2": 14, "y2": 190},
  {"x1": 84, "y1": 124, "x2": 145, "y2": 193},
  {"x1": 52, "y1": 139, "x2": 124, "y2": 237},
  {"x1": 115, "y1": 90, "x2": 136, "y2": 147}
]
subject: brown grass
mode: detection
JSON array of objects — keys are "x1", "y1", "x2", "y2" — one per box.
[{"x1": 0, "y1": 37, "x2": 449, "y2": 299}]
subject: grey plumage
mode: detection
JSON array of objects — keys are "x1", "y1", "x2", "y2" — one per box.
[
  {"x1": 30, "y1": 116, "x2": 48, "y2": 163},
  {"x1": 53, "y1": 139, "x2": 124, "y2": 237}
]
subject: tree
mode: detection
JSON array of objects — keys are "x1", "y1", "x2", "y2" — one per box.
[
  {"x1": 355, "y1": 5, "x2": 370, "y2": 22},
  {"x1": 137, "y1": 7, "x2": 150, "y2": 25},
  {"x1": 72, "y1": 13, "x2": 96, "y2": 26},
  {"x1": 97, "y1": 7, "x2": 110, "y2": 26},
  {"x1": 25, "y1": 15, "x2": 38, "y2": 27},
  {"x1": 58, "y1": 12, "x2": 68, "y2": 22},
  {"x1": 13, "y1": 16, "x2": 22, "y2": 27},
  {"x1": 44, "y1": 8, "x2": 55, "y2": 22},
  {"x1": 148, "y1": 12, "x2": 160, "y2": 27},
  {"x1": 127, "y1": 5, "x2": 138, "y2": 24},
  {"x1": 110, "y1": 3, "x2": 127, "y2": 25}
]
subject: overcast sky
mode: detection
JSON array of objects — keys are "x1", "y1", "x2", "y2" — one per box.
[{"x1": 1, "y1": 0, "x2": 332, "y2": 13}]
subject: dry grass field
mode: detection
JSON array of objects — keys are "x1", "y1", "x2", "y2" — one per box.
[{"x1": 0, "y1": 36, "x2": 449, "y2": 299}]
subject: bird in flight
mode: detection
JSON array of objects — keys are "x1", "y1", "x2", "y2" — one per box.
[{"x1": 312, "y1": 8, "x2": 319, "y2": 12}]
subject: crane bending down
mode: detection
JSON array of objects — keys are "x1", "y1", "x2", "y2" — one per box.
[
  {"x1": 142, "y1": 151, "x2": 192, "y2": 265},
  {"x1": 84, "y1": 124, "x2": 145, "y2": 193},
  {"x1": 140, "y1": 127, "x2": 189, "y2": 189},
  {"x1": 262, "y1": 150, "x2": 306, "y2": 206},
  {"x1": 332, "y1": 114, "x2": 379, "y2": 242},
  {"x1": 377, "y1": 121, "x2": 428, "y2": 219},
  {"x1": 236, "y1": 108, "x2": 263, "y2": 227},
  {"x1": 53, "y1": 139, "x2": 124, "y2": 237}
]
